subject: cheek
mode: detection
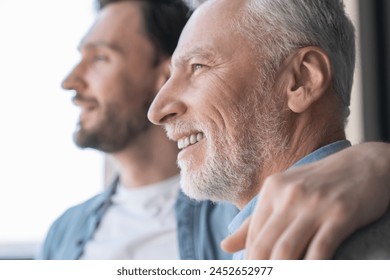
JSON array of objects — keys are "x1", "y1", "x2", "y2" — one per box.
[
  {"x1": 204, "y1": 73, "x2": 251, "y2": 112},
  {"x1": 194, "y1": 116, "x2": 234, "y2": 162},
  {"x1": 182, "y1": 73, "x2": 254, "y2": 147},
  {"x1": 85, "y1": 72, "x2": 117, "y2": 100},
  {"x1": 204, "y1": 99, "x2": 245, "y2": 143}
]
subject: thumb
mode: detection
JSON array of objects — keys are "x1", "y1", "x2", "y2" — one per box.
[{"x1": 221, "y1": 216, "x2": 251, "y2": 253}]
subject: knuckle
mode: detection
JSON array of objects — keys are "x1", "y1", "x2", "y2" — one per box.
[
  {"x1": 273, "y1": 240, "x2": 295, "y2": 259},
  {"x1": 311, "y1": 239, "x2": 332, "y2": 259},
  {"x1": 330, "y1": 200, "x2": 355, "y2": 223},
  {"x1": 247, "y1": 242, "x2": 270, "y2": 260},
  {"x1": 246, "y1": 231, "x2": 256, "y2": 245},
  {"x1": 305, "y1": 190, "x2": 328, "y2": 209},
  {"x1": 262, "y1": 174, "x2": 285, "y2": 192},
  {"x1": 246, "y1": 246, "x2": 269, "y2": 260},
  {"x1": 277, "y1": 181, "x2": 307, "y2": 210}
]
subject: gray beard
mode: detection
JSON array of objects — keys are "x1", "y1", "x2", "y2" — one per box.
[
  {"x1": 178, "y1": 88, "x2": 289, "y2": 205},
  {"x1": 178, "y1": 135, "x2": 261, "y2": 203}
]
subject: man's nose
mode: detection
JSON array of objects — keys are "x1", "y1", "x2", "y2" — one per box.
[
  {"x1": 148, "y1": 79, "x2": 187, "y2": 125},
  {"x1": 61, "y1": 64, "x2": 86, "y2": 92}
]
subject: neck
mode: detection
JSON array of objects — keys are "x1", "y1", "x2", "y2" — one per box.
[
  {"x1": 237, "y1": 104, "x2": 345, "y2": 209},
  {"x1": 109, "y1": 126, "x2": 179, "y2": 189}
]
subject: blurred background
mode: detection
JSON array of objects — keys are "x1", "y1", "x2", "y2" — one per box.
[
  {"x1": 0, "y1": 0, "x2": 388, "y2": 259},
  {"x1": 0, "y1": 0, "x2": 102, "y2": 259}
]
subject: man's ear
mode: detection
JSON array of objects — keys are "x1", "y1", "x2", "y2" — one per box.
[
  {"x1": 155, "y1": 57, "x2": 171, "y2": 92},
  {"x1": 283, "y1": 47, "x2": 332, "y2": 113}
]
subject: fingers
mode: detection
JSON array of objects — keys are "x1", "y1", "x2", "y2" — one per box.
[
  {"x1": 304, "y1": 224, "x2": 345, "y2": 259},
  {"x1": 270, "y1": 214, "x2": 318, "y2": 259},
  {"x1": 245, "y1": 196, "x2": 273, "y2": 258},
  {"x1": 221, "y1": 217, "x2": 251, "y2": 253},
  {"x1": 245, "y1": 172, "x2": 332, "y2": 259},
  {"x1": 304, "y1": 213, "x2": 355, "y2": 259},
  {"x1": 241, "y1": 143, "x2": 390, "y2": 260},
  {"x1": 244, "y1": 201, "x2": 350, "y2": 259},
  {"x1": 245, "y1": 175, "x2": 297, "y2": 259},
  {"x1": 245, "y1": 211, "x2": 291, "y2": 259}
]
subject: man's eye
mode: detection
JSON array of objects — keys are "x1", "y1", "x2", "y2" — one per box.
[
  {"x1": 192, "y1": 64, "x2": 203, "y2": 72},
  {"x1": 93, "y1": 54, "x2": 108, "y2": 62}
]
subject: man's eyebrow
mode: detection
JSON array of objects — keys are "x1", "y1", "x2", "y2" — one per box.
[
  {"x1": 172, "y1": 47, "x2": 215, "y2": 68},
  {"x1": 78, "y1": 41, "x2": 124, "y2": 54}
]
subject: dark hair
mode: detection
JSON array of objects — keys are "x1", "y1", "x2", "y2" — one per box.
[{"x1": 97, "y1": 0, "x2": 191, "y2": 59}]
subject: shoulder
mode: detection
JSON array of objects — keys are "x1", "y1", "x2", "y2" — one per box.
[
  {"x1": 335, "y1": 209, "x2": 390, "y2": 259},
  {"x1": 52, "y1": 189, "x2": 110, "y2": 230},
  {"x1": 36, "y1": 189, "x2": 112, "y2": 259}
]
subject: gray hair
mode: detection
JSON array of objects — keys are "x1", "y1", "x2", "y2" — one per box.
[
  {"x1": 182, "y1": 0, "x2": 207, "y2": 10},
  {"x1": 235, "y1": 0, "x2": 355, "y2": 120}
]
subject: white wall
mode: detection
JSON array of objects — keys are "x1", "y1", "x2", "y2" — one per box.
[{"x1": 344, "y1": 0, "x2": 364, "y2": 144}]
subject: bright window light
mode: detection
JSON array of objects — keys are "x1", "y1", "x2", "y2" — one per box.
[{"x1": 0, "y1": 0, "x2": 103, "y2": 252}]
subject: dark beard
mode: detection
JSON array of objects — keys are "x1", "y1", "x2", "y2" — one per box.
[{"x1": 74, "y1": 104, "x2": 151, "y2": 153}]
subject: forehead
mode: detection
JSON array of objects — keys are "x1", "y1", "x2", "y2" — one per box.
[
  {"x1": 81, "y1": 1, "x2": 147, "y2": 51},
  {"x1": 173, "y1": 0, "x2": 248, "y2": 62}
]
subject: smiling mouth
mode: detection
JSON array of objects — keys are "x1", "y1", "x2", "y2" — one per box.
[{"x1": 177, "y1": 132, "x2": 204, "y2": 150}]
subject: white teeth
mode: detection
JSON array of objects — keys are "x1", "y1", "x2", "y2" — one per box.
[
  {"x1": 190, "y1": 135, "x2": 197, "y2": 144},
  {"x1": 184, "y1": 137, "x2": 190, "y2": 147},
  {"x1": 177, "y1": 132, "x2": 204, "y2": 150}
]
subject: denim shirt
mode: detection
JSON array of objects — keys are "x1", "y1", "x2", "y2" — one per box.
[
  {"x1": 36, "y1": 177, "x2": 238, "y2": 260},
  {"x1": 229, "y1": 140, "x2": 352, "y2": 260}
]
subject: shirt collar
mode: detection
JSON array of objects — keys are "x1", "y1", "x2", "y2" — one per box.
[
  {"x1": 290, "y1": 140, "x2": 352, "y2": 168},
  {"x1": 84, "y1": 176, "x2": 119, "y2": 213}
]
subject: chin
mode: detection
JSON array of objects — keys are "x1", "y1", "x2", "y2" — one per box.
[
  {"x1": 178, "y1": 145, "x2": 255, "y2": 204},
  {"x1": 177, "y1": 158, "x2": 209, "y2": 200},
  {"x1": 179, "y1": 164, "x2": 237, "y2": 203},
  {"x1": 179, "y1": 172, "x2": 214, "y2": 201}
]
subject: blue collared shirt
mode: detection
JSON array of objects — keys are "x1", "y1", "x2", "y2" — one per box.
[
  {"x1": 229, "y1": 140, "x2": 352, "y2": 259},
  {"x1": 37, "y1": 178, "x2": 238, "y2": 260}
]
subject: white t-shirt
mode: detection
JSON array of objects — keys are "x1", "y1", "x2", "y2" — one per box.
[{"x1": 80, "y1": 175, "x2": 181, "y2": 260}]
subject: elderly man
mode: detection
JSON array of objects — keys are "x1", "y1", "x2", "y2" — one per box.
[{"x1": 149, "y1": 0, "x2": 390, "y2": 259}]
